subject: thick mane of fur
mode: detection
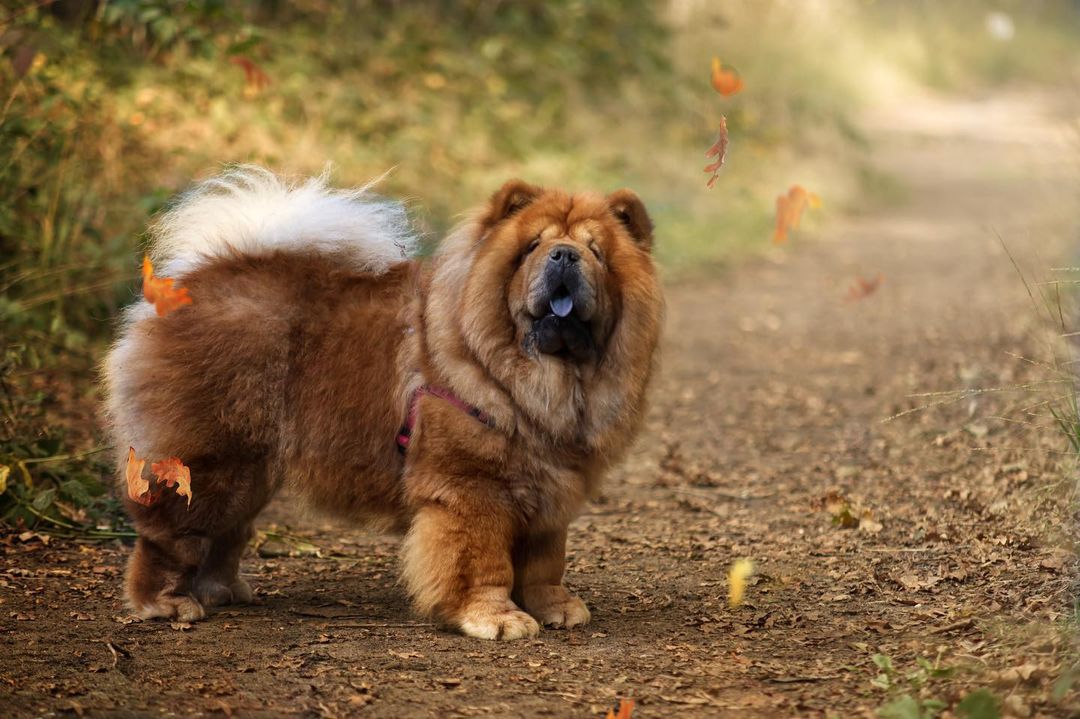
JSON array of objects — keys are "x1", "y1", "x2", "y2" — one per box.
[{"x1": 150, "y1": 165, "x2": 417, "y2": 278}]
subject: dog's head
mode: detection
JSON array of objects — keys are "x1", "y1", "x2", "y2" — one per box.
[
  {"x1": 471, "y1": 180, "x2": 657, "y2": 363},
  {"x1": 428, "y1": 180, "x2": 663, "y2": 444}
]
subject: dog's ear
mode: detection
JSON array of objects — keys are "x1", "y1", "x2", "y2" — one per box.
[
  {"x1": 483, "y1": 179, "x2": 541, "y2": 228},
  {"x1": 607, "y1": 189, "x2": 654, "y2": 250}
]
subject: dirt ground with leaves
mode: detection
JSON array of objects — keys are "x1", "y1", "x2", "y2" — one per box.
[{"x1": 3, "y1": 91, "x2": 1079, "y2": 718}]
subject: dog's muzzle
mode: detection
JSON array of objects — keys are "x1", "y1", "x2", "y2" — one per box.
[{"x1": 525, "y1": 245, "x2": 596, "y2": 361}]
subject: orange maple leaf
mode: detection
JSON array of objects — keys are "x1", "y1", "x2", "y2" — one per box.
[
  {"x1": 846, "y1": 272, "x2": 885, "y2": 302},
  {"x1": 142, "y1": 256, "x2": 192, "y2": 317},
  {"x1": 151, "y1": 457, "x2": 193, "y2": 508},
  {"x1": 710, "y1": 57, "x2": 744, "y2": 96},
  {"x1": 604, "y1": 699, "x2": 635, "y2": 719},
  {"x1": 772, "y1": 185, "x2": 821, "y2": 244},
  {"x1": 125, "y1": 447, "x2": 157, "y2": 506},
  {"x1": 703, "y1": 116, "x2": 729, "y2": 189}
]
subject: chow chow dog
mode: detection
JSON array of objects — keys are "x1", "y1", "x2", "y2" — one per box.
[{"x1": 103, "y1": 166, "x2": 663, "y2": 639}]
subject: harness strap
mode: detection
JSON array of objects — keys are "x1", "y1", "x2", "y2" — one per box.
[{"x1": 397, "y1": 384, "x2": 494, "y2": 452}]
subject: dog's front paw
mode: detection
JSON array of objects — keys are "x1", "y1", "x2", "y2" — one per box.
[
  {"x1": 456, "y1": 599, "x2": 541, "y2": 640},
  {"x1": 520, "y1": 585, "x2": 591, "y2": 629},
  {"x1": 192, "y1": 577, "x2": 254, "y2": 608},
  {"x1": 134, "y1": 593, "x2": 207, "y2": 623}
]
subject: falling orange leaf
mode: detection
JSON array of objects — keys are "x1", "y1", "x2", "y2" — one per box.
[
  {"x1": 142, "y1": 256, "x2": 192, "y2": 317},
  {"x1": 703, "y1": 116, "x2": 729, "y2": 189},
  {"x1": 773, "y1": 194, "x2": 790, "y2": 244},
  {"x1": 229, "y1": 55, "x2": 271, "y2": 96},
  {"x1": 604, "y1": 699, "x2": 635, "y2": 719},
  {"x1": 772, "y1": 185, "x2": 821, "y2": 244},
  {"x1": 126, "y1": 448, "x2": 194, "y2": 508},
  {"x1": 125, "y1": 447, "x2": 156, "y2": 506},
  {"x1": 152, "y1": 457, "x2": 193, "y2": 508},
  {"x1": 710, "y1": 57, "x2": 744, "y2": 96},
  {"x1": 846, "y1": 272, "x2": 885, "y2": 302}
]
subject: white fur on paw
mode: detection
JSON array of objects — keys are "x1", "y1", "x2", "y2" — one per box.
[
  {"x1": 458, "y1": 603, "x2": 540, "y2": 641},
  {"x1": 136, "y1": 594, "x2": 206, "y2": 622},
  {"x1": 527, "y1": 593, "x2": 590, "y2": 629}
]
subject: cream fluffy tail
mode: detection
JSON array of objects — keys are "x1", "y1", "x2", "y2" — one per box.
[{"x1": 149, "y1": 165, "x2": 417, "y2": 278}]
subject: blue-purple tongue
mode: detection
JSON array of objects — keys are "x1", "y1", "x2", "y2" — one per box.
[{"x1": 550, "y1": 293, "x2": 574, "y2": 318}]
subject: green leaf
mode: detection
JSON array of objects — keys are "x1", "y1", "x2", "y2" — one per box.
[
  {"x1": 873, "y1": 654, "x2": 895, "y2": 672},
  {"x1": 878, "y1": 694, "x2": 921, "y2": 719},
  {"x1": 871, "y1": 674, "x2": 892, "y2": 690},
  {"x1": 923, "y1": 698, "x2": 947, "y2": 715},
  {"x1": 1052, "y1": 669, "x2": 1076, "y2": 701},
  {"x1": 956, "y1": 689, "x2": 1000, "y2": 719},
  {"x1": 31, "y1": 487, "x2": 56, "y2": 512}
]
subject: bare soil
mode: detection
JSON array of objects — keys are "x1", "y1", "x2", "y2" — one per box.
[{"x1": 2, "y1": 91, "x2": 1078, "y2": 718}]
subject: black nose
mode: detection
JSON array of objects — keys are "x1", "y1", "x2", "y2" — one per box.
[{"x1": 548, "y1": 244, "x2": 580, "y2": 264}]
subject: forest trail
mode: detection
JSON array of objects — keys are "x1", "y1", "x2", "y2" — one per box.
[{"x1": 3, "y1": 90, "x2": 1078, "y2": 718}]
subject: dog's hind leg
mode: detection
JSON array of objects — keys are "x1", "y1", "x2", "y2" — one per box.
[
  {"x1": 124, "y1": 460, "x2": 272, "y2": 622},
  {"x1": 125, "y1": 532, "x2": 211, "y2": 622},
  {"x1": 191, "y1": 522, "x2": 255, "y2": 608}
]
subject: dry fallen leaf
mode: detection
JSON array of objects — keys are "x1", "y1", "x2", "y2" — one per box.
[
  {"x1": 703, "y1": 116, "x2": 729, "y2": 189},
  {"x1": 773, "y1": 185, "x2": 822, "y2": 244},
  {"x1": 128, "y1": 448, "x2": 194, "y2": 507},
  {"x1": 773, "y1": 194, "x2": 790, "y2": 244},
  {"x1": 728, "y1": 558, "x2": 754, "y2": 608},
  {"x1": 152, "y1": 457, "x2": 193, "y2": 508},
  {"x1": 710, "y1": 57, "x2": 744, "y2": 96},
  {"x1": 125, "y1": 447, "x2": 155, "y2": 506},
  {"x1": 846, "y1": 272, "x2": 885, "y2": 302},
  {"x1": 814, "y1": 490, "x2": 882, "y2": 531},
  {"x1": 142, "y1": 256, "x2": 192, "y2": 317}
]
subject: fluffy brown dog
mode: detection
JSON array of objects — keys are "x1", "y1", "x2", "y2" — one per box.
[{"x1": 103, "y1": 167, "x2": 663, "y2": 639}]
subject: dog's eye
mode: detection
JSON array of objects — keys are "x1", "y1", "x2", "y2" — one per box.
[
  {"x1": 520, "y1": 237, "x2": 540, "y2": 261},
  {"x1": 589, "y1": 241, "x2": 604, "y2": 263}
]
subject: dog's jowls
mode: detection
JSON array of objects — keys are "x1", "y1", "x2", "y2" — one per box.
[{"x1": 103, "y1": 166, "x2": 664, "y2": 639}]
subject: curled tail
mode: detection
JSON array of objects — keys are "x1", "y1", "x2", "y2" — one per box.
[{"x1": 150, "y1": 165, "x2": 417, "y2": 279}]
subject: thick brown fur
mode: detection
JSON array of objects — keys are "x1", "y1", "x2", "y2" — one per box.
[{"x1": 103, "y1": 177, "x2": 663, "y2": 639}]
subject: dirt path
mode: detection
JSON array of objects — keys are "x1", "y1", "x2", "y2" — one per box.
[{"x1": 3, "y1": 91, "x2": 1078, "y2": 718}]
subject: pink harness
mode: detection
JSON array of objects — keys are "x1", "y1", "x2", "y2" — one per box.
[{"x1": 396, "y1": 385, "x2": 495, "y2": 452}]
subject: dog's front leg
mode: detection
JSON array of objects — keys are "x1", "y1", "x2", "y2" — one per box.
[
  {"x1": 512, "y1": 528, "x2": 591, "y2": 629},
  {"x1": 402, "y1": 497, "x2": 539, "y2": 640}
]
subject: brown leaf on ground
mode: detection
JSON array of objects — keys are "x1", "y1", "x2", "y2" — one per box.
[{"x1": 813, "y1": 490, "x2": 881, "y2": 531}]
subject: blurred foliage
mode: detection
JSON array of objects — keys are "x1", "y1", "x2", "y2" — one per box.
[
  {"x1": 1, "y1": 0, "x2": 1078, "y2": 534},
  {"x1": 865, "y1": 0, "x2": 1080, "y2": 91}
]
